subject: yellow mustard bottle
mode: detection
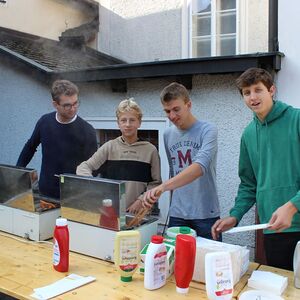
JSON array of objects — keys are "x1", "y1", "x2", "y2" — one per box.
[{"x1": 114, "y1": 230, "x2": 141, "y2": 282}]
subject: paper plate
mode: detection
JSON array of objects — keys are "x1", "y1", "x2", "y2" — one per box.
[{"x1": 239, "y1": 290, "x2": 284, "y2": 300}]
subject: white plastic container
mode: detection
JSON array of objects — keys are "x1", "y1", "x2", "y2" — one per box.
[
  {"x1": 205, "y1": 251, "x2": 233, "y2": 300},
  {"x1": 293, "y1": 240, "x2": 300, "y2": 288},
  {"x1": 144, "y1": 235, "x2": 167, "y2": 290}
]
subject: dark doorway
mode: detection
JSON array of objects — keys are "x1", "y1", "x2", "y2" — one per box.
[
  {"x1": 97, "y1": 129, "x2": 159, "y2": 149},
  {"x1": 96, "y1": 129, "x2": 160, "y2": 215}
]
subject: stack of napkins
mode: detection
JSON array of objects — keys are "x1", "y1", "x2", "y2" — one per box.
[
  {"x1": 31, "y1": 274, "x2": 96, "y2": 300},
  {"x1": 248, "y1": 270, "x2": 288, "y2": 295}
]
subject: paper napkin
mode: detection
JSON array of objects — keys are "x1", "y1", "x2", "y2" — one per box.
[
  {"x1": 31, "y1": 273, "x2": 96, "y2": 300},
  {"x1": 248, "y1": 270, "x2": 288, "y2": 295}
]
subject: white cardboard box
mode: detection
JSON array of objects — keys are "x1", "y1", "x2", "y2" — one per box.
[{"x1": 192, "y1": 237, "x2": 250, "y2": 285}]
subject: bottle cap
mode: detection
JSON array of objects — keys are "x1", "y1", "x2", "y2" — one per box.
[
  {"x1": 176, "y1": 286, "x2": 189, "y2": 294},
  {"x1": 56, "y1": 218, "x2": 67, "y2": 226},
  {"x1": 102, "y1": 199, "x2": 113, "y2": 207},
  {"x1": 166, "y1": 226, "x2": 196, "y2": 238},
  {"x1": 121, "y1": 276, "x2": 132, "y2": 282},
  {"x1": 151, "y1": 235, "x2": 163, "y2": 244},
  {"x1": 179, "y1": 226, "x2": 191, "y2": 234}
]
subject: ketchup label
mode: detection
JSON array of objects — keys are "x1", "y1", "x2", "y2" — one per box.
[{"x1": 53, "y1": 238, "x2": 60, "y2": 266}]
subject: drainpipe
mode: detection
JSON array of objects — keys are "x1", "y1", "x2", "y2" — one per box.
[{"x1": 269, "y1": 0, "x2": 279, "y2": 52}]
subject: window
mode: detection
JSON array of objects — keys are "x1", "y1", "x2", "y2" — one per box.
[
  {"x1": 0, "y1": 0, "x2": 7, "y2": 7},
  {"x1": 190, "y1": 0, "x2": 237, "y2": 57}
]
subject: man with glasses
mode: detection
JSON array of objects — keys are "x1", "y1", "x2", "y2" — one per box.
[
  {"x1": 143, "y1": 82, "x2": 220, "y2": 239},
  {"x1": 17, "y1": 80, "x2": 97, "y2": 200}
]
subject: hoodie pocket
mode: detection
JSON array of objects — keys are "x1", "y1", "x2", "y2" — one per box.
[{"x1": 256, "y1": 185, "x2": 298, "y2": 224}]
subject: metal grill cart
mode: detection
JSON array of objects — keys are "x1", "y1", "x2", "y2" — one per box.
[
  {"x1": 0, "y1": 164, "x2": 60, "y2": 241},
  {"x1": 60, "y1": 174, "x2": 159, "y2": 261}
]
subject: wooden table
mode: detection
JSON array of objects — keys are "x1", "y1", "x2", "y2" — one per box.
[
  {"x1": 0, "y1": 231, "x2": 261, "y2": 300},
  {"x1": 237, "y1": 264, "x2": 300, "y2": 299}
]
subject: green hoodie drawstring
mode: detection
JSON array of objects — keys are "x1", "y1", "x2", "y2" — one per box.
[
  {"x1": 264, "y1": 120, "x2": 271, "y2": 152},
  {"x1": 255, "y1": 121, "x2": 259, "y2": 153}
]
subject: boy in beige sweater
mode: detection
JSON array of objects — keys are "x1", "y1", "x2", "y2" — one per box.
[{"x1": 77, "y1": 98, "x2": 161, "y2": 214}]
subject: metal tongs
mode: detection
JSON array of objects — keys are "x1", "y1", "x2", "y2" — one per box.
[
  {"x1": 126, "y1": 190, "x2": 162, "y2": 228},
  {"x1": 225, "y1": 223, "x2": 270, "y2": 234}
]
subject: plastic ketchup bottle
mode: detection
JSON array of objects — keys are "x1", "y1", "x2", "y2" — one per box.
[
  {"x1": 53, "y1": 218, "x2": 69, "y2": 272},
  {"x1": 174, "y1": 234, "x2": 196, "y2": 294}
]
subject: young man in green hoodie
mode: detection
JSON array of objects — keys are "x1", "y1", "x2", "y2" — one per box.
[{"x1": 211, "y1": 67, "x2": 300, "y2": 270}]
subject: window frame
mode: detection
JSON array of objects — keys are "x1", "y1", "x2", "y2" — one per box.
[
  {"x1": 182, "y1": 0, "x2": 242, "y2": 58},
  {"x1": 0, "y1": 0, "x2": 8, "y2": 7}
]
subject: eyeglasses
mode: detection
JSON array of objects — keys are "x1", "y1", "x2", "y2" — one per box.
[{"x1": 58, "y1": 101, "x2": 80, "y2": 110}]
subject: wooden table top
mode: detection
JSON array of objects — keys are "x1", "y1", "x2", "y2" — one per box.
[{"x1": 0, "y1": 231, "x2": 259, "y2": 300}]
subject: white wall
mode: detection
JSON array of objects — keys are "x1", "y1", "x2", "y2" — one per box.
[
  {"x1": 0, "y1": 0, "x2": 91, "y2": 41},
  {"x1": 99, "y1": 0, "x2": 186, "y2": 62},
  {"x1": 276, "y1": 0, "x2": 300, "y2": 108},
  {"x1": 0, "y1": 60, "x2": 52, "y2": 171},
  {"x1": 240, "y1": 0, "x2": 269, "y2": 54}
]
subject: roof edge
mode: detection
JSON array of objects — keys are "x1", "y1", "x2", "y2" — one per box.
[
  {"x1": 0, "y1": 47, "x2": 283, "y2": 90},
  {"x1": 0, "y1": 45, "x2": 53, "y2": 73},
  {"x1": 53, "y1": 52, "x2": 284, "y2": 82}
]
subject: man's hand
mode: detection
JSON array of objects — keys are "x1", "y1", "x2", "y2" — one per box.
[
  {"x1": 268, "y1": 201, "x2": 298, "y2": 232},
  {"x1": 142, "y1": 185, "x2": 164, "y2": 208},
  {"x1": 211, "y1": 216, "x2": 238, "y2": 240},
  {"x1": 126, "y1": 199, "x2": 143, "y2": 215}
]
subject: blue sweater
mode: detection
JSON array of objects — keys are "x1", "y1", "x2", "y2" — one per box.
[{"x1": 17, "y1": 112, "x2": 97, "y2": 199}]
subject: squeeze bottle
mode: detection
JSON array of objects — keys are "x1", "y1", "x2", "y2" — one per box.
[
  {"x1": 53, "y1": 218, "x2": 69, "y2": 272},
  {"x1": 174, "y1": 234, "x2": 196, "y2": 293},
  {"x1": 293, "y1": 240, "x2": 300, "y2": 288},
  {"x1": 144, "y1": 235, "x2": 167, "y2": 290},
  {"x1": 99, "y1": 199, "x2": 118, "y2": 230},
  {"x1": 114, "y1": 230, "x2": 140, "y2": 282},
  {"x1": 205, "y1": 251, "x2": 233, "y2": 300}
]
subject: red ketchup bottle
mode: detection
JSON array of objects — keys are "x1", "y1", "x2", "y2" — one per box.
[
  {"x1": 99, "y1": 199, "x2": 119, "y2": 230},
  {"x1": 174, "y1": 234, "x2": 196, "y2": 294},
  {"x1": 53, "y1": 218, "x2": 69, "y2": 272}
]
